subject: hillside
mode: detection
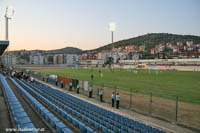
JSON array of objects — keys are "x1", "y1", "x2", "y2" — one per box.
[
  {"x1": 93, "y1": 33, "x2": 200, "y2": 52},
  {"x1": 46, "y1": 47, "x2": 83, "y2": 54}
]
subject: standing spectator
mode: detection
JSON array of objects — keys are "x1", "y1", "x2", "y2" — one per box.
[
  {"x1": 55, "y1": 78, "x2": 58, "y2": 86},
  {"x1": 46, "y1": 75, "x2": 49, "y2": 83},
  {"x1": 76, "y1": 83, "x2": 80, "y2": 94},
  {"x1": 99, "y1": 89, "x2": 103, "y2": 102},
  {"x1": 116, "y1": 93, "x2": 120, "y2": 109},
  {"x1": 112, "y1": 92, "x2": 115, "y2": 107},
  {"x1": 42, "y1": 75, "x2": 45, "y2": 81},
  {"x1": 69, "y1": 82, "x2": 72, "y2": 91},
  {"x1": 89, "y1": 85, "x2": 93, "y2": 98},
  {"x1": 61, "y1": 80, "x2": 64, "y2": 88}
]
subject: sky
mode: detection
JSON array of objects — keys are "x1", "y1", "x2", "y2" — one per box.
[{"x1": 0, "y1": 0, "x2": 200, "y2": 51}]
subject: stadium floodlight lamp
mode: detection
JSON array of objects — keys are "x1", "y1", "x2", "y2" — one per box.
[
  {"x1": 109, "y1": 23, "x2": 116, "y2": 32},
  {"x1": 5, "y1": 6, "x2": 15, "y2": 19}
]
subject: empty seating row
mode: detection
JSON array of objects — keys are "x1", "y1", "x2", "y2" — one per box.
[
  {"x1": 9, "y1": 77, "x2": 73, "y2": 133},
  {"x1": 0, "y1": 74, "x2": 37, "y2": 133},
  {"x1": 33, "y1": 80, "x2": 166, "y2": 133},
  {"x1": 38, "y1": 87, "x2": 130, "y2": 133},
  {"x1": 17, "y1": 78, "x2": 97, "y2": 133},
  {"x1": 32, "y1": 81, "x2": 140, "y2": 133},
  {"x1": 25, "y1": 80, "x2": 116, "y2": 133}
]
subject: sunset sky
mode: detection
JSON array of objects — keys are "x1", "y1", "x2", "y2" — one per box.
[{"x1": 0, "y1": 0, "x2": 200, "y2": 51}]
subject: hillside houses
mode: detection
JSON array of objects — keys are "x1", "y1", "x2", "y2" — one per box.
[{"x1": 80, "y1": 41, "x2": 200, "y2": 65}]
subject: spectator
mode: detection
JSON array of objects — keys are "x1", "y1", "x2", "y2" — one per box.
[
  {"x1": 69, "y1": 82, "x2": 72, "y2": 91},
  {"x1": 24, "y1": 75, "x2": 29, "y2": 81},
  {"x1": 55, "y1": 78, "x2": 58, "y2": 86},
  {"x1": 30, "y1": 76, "x2": 34, "y2": 83},
  {"x1": 76, "y1": 84, "x2": 80, "y2": 94},
  {"x1": 42, "y1": 75, "x2": 45, "y2": 81},
  {"x1": 46, "y1": 75, "x2": 49, "y2": 83},
  {"x1": 20, "y1": 72, "x2": 24, "y2": 79},
  {"x1": 11, "y1": 71, "x2": 15, "y2": 78},
  {"x1": 61, "y1": 80, "x2": 64, "y2": 88},
  {"x1": 116, "y1": 93, "x2": 120, "y2": 109},
  {"x1": 99, "y1": 89, "x2": 103, "y2": 102},
  {"x1": 111, "y1": 92, "x2": 115, "y2": 107},
  {"x1": 89, "y1": 85, "x2": 93, "y2": 98}
]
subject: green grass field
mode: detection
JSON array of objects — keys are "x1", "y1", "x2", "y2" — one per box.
[{"x1": 35, "y1": 68, "x2": 200, "y2": 104}]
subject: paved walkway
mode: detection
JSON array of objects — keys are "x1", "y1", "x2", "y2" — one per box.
[{"x1": 39, "y1": 80, "x2": 196, "y2": 133}]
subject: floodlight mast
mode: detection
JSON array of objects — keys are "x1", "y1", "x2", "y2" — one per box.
[
  {"x1": 109, "y1": 23, "x2": 116, "y2": 64},
  {"x1": 5, "y1": 6, "x2": 14, "y2": 40},
  {"x1": 5, "y1": 17, "x2": 8, "y2": 40},
  {"x1": 109, "y1": 23, "x2": 116, "y2": 49}
]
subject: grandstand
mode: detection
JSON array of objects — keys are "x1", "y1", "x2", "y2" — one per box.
[
  {"x1": 0, "y1": 41, "x2": 9, "y2": 56},
  {"x1": 0, "y1": 72, "x2": 170, "y2": 133}
]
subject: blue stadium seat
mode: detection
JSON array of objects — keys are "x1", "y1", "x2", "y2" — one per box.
[
  {"x1": 16, "y1": 116, "x2": 31, "y2": 125},
  {"x1": 72, "y1": 117, "x2": 79, "y2": 127},
  {"x1": 45, "y1": 112, "x2": 54, "y2": 122},
  {"x1": 55, "y1": 122, "x2": 66, "y2": 133},
  {"x1": 50, "y1": 117, "x2": 60, "y2": 128},
  {"x1": 88, "y1": 119, "x2": 95, "y2": 127},
  {"x1": 66, "y1": 114, "x2": 72, "y2": 122},
  {"x1": 15, "y1": 112, "x2": 28, "y2": 119},
  {"x1": 94, "y1": 121, "x2": 101, "y2": 130},
  {"x1": 86, "y1": 127, "x2": 94, "y2": 133},
  {"x1": 78, "y1": 122, "x2": 87, "y2": 133},
  {"x1": 12, "y1": 107, "x2": 24, "y2": 115},
  {"x1": 41, "y1": 109, "x2": 49, "y2": 116},
  {"x1": 62, "y1": 128, "x2": 73, "y2": 133}
]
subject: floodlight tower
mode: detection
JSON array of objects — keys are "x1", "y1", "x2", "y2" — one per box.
[
  {"x1": 109, "y1": 23, "x2": 116, "y2": 48},
  {"x1": 109, "y1": 23, "x2": 116, "y2": 64},
  {"x1": 5, "y1": 6, "x2": 14, "y2": 40}
]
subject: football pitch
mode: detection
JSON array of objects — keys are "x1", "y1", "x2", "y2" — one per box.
[{"x1": 34, "y1": 68, "x2": 200, "y2": 104}]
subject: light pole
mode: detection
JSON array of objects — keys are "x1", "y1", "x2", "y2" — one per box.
[
  {"x1": 109, "y1": 23, "x2": 116, "y2": 48},
  {"x1": 4, "y1": 6, "x2": 14, "y2": 66},
  {"x1": 5, "y1": 6, "x2": 14, "y2": 40},
  {"x1": 109, "y1": 23, "x2": 116, "y2": 64}
]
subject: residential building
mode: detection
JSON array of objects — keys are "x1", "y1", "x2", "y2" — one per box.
[
  {"x1": 53, "y1": 54, "x2": 64, "y2": 64},
  {"x1": 186, "y1": 41, "x2": 193, "y2": 46},
  {"x1": 30, "y1": 54, "x2": 44, "y2": 64},
  {"x1": 64, "y1": 54, "x2": 79, "y2": 65}
]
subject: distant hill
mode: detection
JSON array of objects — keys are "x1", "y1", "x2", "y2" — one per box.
[
  {"x1": 46, "y1": 47, "x2": 83, "y2": 54},
  {"x1": 92, "y1": 33, "x2": 200, "y2": 52}
]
